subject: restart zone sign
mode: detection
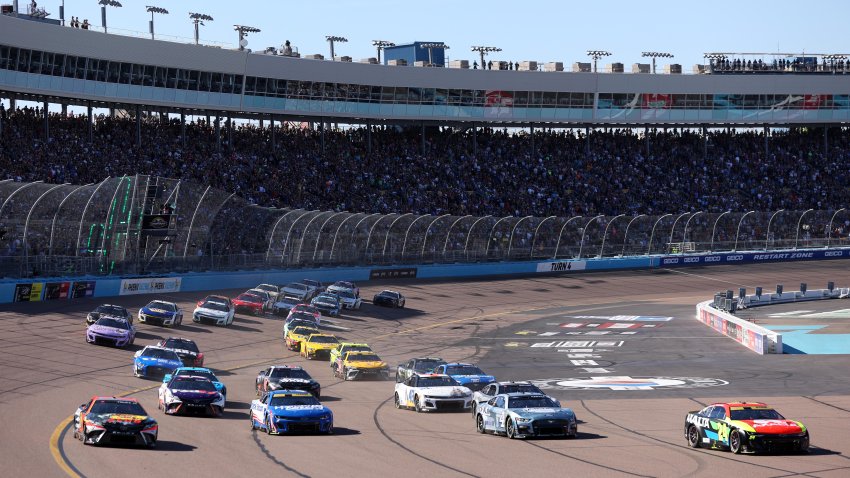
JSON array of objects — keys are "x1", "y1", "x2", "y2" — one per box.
[{"x1": 658, "y1": 249, "x2": 850, "y2": 268}]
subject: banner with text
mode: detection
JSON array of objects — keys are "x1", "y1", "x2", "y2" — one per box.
[
  {"x1": 120, "y1": 277, "x2": 182, "y2": 296},
  {"x1": 536, "y1": 260, "x2": 587, "y2": 273},
  {"x1": 659, "y1": 249, "x2": 849, "y2": 268}
]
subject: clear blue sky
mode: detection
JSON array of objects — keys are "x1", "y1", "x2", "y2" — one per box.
[{"x1": 39, "y1": 0, "x2": 850, "y2": 66}]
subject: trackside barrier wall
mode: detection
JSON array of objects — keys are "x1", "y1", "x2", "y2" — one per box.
[
  {"x1": 0, "y1": 248, "x2": 846, "y2": 305},
  {"x1": 695, "y1": 300, "x2": 782, "y2": 354},
  {"x1": 741, "y1": 288, "x2": 850, "y2": 308}
]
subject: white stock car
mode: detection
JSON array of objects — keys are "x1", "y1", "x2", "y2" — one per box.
[
  {"x1": 471, "y1": 381, "x2": 546, "y2": 416},
  {"x1": 254, "y1": 284, "x2": 281, "y2": 300},
  {"x1": 334, "y1": 289, "x2": 362, "y2": 310},
  {"x1": 394, "y1": 373, "x2": 473, "y2": 412},
  {"x1": 281, "y1": 282, "x2": 313, "y2": 302},
  {"x1": 192, "y1": 298, "x2": 235, "y2": 326}
]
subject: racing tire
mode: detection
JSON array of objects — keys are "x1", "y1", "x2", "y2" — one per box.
[
  {"x1": 798, "y1": 431, "x2": 810, "y2": 453},
  {"x1": 341, "y1": 366, "x2": 348, "y2": 380},
  {"x1": 729, "y1": 429, "x2": 744, "y2": 454},
  {"x1": 506, "y1": 419, "x2": 517, "y2": 439},
  {"x1": 265, "y1": 416, "x2": 273, "y2": 435},
  {"x1": 394, "y1": 393, "x2": 402, "y2": 409},
  {"x1": 147, "y1": 439, "x2": 157, "y2": 449},
  {"x1": 250, "y1": 417, "x2": 256, "y2": 430},
  {"x1": 476, "y1": 414, "x2": 486, "y2": 434},
  {"x1": 687, "y1": 425, "x2": 701, "y2": 448},
  {"x1": 471, "y1": 402, "x2": 477, "y2": 418},
  {"x1": 414, "y1": 395, "x2": 422, "y2": 413}
]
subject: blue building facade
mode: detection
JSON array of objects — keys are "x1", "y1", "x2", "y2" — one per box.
[{"x1": 383, "y1": 42, "x2": 446, "y2": 66}]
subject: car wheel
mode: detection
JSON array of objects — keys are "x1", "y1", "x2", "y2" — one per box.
[
  {"x1": 414, "y1": 395, "x2": 422, "y2": 413},
  {"x1": 476, "y1": 414, "x2": 486, "y2": 434},
  {"x1": 687, "y1": 425, "x2": 701, "y2": 448},
  {"x1": 729, "y1": 429, "x2": 743, "y2": 454},
  {"x1": 341, "y1": 366, "x2": 348, "y2": 380},
  {"x1": 394, "y1": 393, "x2": 402, "y2": 409},
  {"x1": 471, "y1": 402, "x2": 477, "y2": 417},
  {"x1": 798, "y1": 431, "x2": 810, "y2": 453},
  {"x1": 250, "y1": 416, "x2": 256, "y2": 430},
  {"x1": 265, "y1": 416, "x2": 273, "y2": 435},
  {"x1": 506, "y1": 419, "x2": 517, "y2": 439}
]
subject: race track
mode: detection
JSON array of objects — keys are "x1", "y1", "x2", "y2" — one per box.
[{"x1": 2, "y1": 261, "x2": 850, "y2": 478}]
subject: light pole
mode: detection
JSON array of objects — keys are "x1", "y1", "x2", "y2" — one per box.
[
  {"x1": 98, "y1": 0, "x2": 122, "y2": 34},
  {"x1": 235, "y1": 25, "x2": 261, "y2": 51},
  {"x1": 586, "y1": 50, "x2": 611, "y2": 73},
  {"x1": 420, "y1": 43, "x2": 449, "y2": 67},
  {"x1": 827, "y1": 208, "x2": 846, "y2": 248},
  {"x1": 189, "y1": 13, "x2": 213, "y2": 45},
  {"x1": 794, "y1": 208, "x2": 814, "y2": 249},
  {"x1": 733, "y1": 211, "x2": 756, "y2": 252},
  {"x1": 372, "y1": 40, "x2": 395, "y2": 64},
  {"x1": 765, "y1": 209, "x2": 785, "y2": 251},
  {"x1": 471, "y1": 46, "x2": 501, "y2": 69},
  {"x1": 641, "y1": 51, "x2": 673, "y2": 74},
  {"x1": 326, "y1": 36, "x2": 348, "y2": 60},
  {"x1": 145, "y1": 6, "x2": 168, "y2": 40}
]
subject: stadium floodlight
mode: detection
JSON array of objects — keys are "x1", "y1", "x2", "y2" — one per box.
[
  {"x1": 420, "y1": 43, "x2": 449, "y2": 67},
  {"x1": 586, "y1": 50, "x2": 611, "y2": 72},
  {"x1": 471, "y1": 46, "x2": 502, "y2": 70},
  {"x1": 372, "y1": 40, "x2": 395, "y2": 64},
  {"x1": 641, "y1": 51, "x2": 674, "y2": 74},
  {"x1": 145, "y1": 6, "x2": 168, "y2": 40},
  {"x1": 97, "y1": 0, "x2": 122, "y2": 34},
  {"x1": 189, "y1": 13, "x2": 213, "y2": 45},
  {"x1": 235, "y1": 25, "x2": 261, "y2": 51},
  {"x1": 326, "y1": 36, "x2": 348, "y2": 60}
]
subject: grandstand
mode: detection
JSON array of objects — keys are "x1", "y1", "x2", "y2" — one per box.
[{"x1": 1, "y1": 13, "x2": 849, "y2": 279}]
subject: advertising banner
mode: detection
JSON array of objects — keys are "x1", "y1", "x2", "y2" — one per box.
[
  {"x1": 13, "y1": 282, "x2": 44, "y2": 302},
  {"x1": 71, "y1": 281, "x2": 96, "y2": 299},
  {"x1": 119, "y1": 277, "x2": 182, "y2": 296},
  {"x1": 44, "y1": 282, "x2": 71, "y2": 300},
  {"x1": 369, "y1": 268, "x2": 417, "y2": 280},
  {"x1": 536, "y1": 260, "x2": 587, "y2": 273},
  {"x1": 659, "y1": 249, "x2": 848, "y2": 268}
]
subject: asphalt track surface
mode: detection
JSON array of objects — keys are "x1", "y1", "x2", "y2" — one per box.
[{"x1": 2, "y1": 261, "x2": 850, "y2": 478}]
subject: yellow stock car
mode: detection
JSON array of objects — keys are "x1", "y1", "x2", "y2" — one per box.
[
  {"x1": 285, "y1": 326, "x2": 319, "y2": 352},
  {"x1": 334, "y1": 351, "x2": 390, "y2": 381},
  {"x1": 299, "y1": 334, "x2": 340, "y2": 360}
]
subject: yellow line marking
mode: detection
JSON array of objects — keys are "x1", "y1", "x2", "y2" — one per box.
[{"x1": 50, "y1": 359, "x2": 272, "y2": 477}]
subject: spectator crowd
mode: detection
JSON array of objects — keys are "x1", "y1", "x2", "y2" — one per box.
[{"x1": 1, "y1": 105, "x2": 849, "y2": 219}]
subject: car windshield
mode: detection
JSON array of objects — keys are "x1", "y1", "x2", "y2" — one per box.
[
  {"x1": 303, "y1": 280, "x2": 320, "y2": 287},
  {"x1": 446, "y1": 365, "x2": 485, "y2": 375},
  {"x1": 295, "y1": 306, "x2": 319, "y2": 315},
  {"x1": 202, "y1": 301, "x2": 229, "y2": 312},
  {"x1": 280, "y1": 298, "x2": 300, "y2": 306},
  {"x1": 249, "y1": 290, "x2": 269, "y2": 298},
  {"x1": 170, "y1": 378, "x2": 217, "y2": 391},
  {"x1": 500, "y1": 384, "x2": 543, "y2": 394},
  {"x1": 257, "y1": 285, "x2": 276, "y2": 292},
  {"x1": 291, "y1": 327, "x2": 318, "y2": 336},
  {"x1": 94, "y1": 317, "x2": 130, "y2": 329},
  {"x1": 348, "y1": 353, "x2": 381, "y2": 362},
  {"x1": 147, "y1": 301, "x2": 175, "y2": 311},
  {"x1": 163, "y1": 339, "x2": 199, "y2": 352},
  {"x1": 238, "y1": 294, "x2": 263, "y2": 303},
  {"x1": 309, "y1": 336, "x2": 338, "y2": 344},
  {"x1": 95, "y1": 305, "x2": 126, "y2": 316},
  {"x1": 89, "y1": 400, "x2": 147, "y2": 415},
  {"x1": 343, "y1": 345, "x2": 372, "y2": 354},
  {"x1": 413, "y1": 360, "x2": 445, "y2": 372},
  {"x1": 337, "y1": 290, "x2": 355, "y2": 299},
  {"x1": 508, "y1": 396, "x2": 558, "y2": 409},
  {"x1": 335, "y1": 281, "x2": 354, "y2": 288},
  {"x1": 269, "y1": 368, "x2": 312, "y2": 380},
  {"x1": 379, "y1": 291, "x2": 399, "y2": 299},
  {"x1": 418, "y1": 376, "x2": 459, "y2": 387},
  {"x1": 729, "y1": 408, "x2": 785, "y2": 420},
  {"x1": 142, "y1": 348, "x2": 180, "y2": 360},
  {"x1": 175, "y1": 370, "x2": 216, "y2": 382},
  {"x1": 316, "y1": 295, "x2": 337, "y2": 304},
  {"x1": 286, "y1": 283, "x2": 307, "y2": 291},
  {"x1": 286, "y1": 320, "x2": 314, "y2": 330},
  {"x1": 289, "y1": 312, "x2": 317, "y2": 322},
  {"x1": 269, "y1": 394, "x2": 321, "y2": 407}
]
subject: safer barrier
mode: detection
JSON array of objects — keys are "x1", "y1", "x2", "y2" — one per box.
[{"x1": 695, "y1": 300, "x2": 782, "y2": 354}]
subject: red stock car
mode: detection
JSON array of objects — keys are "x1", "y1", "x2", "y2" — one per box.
[{"x1": 233, "y1": 292, "x2": 266, "y2": 316}]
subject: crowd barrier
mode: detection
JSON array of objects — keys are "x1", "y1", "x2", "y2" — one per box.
[
  {"x1": 0, "y1": 247, "x2": 847, "y2": 305},
  {"x1": 695, "y1": 300, "x2": 782, "y2": 354}
]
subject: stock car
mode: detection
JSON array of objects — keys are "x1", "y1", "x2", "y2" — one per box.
[
  {"x1": 246, "y1": 289, "x2": 275, "y2": 309},
  {"x1": 283, "y1": 317, "x2": 319, "y2": 338},
  {"x1": 86, "y1": 317, "x2": 136, "y2": 348},
  {"x1": 373, "y1": 290, "x2": 406, "y2": 308},
  {"x1": 197, "y1": 294, "x2": 233, "y2": 309},
  {"x1": 290, "y1": 304, "x2": 322, "y2": 322},
  {"x1": 285, "y1": 325, "x2": 320, "y2": 352},
  {"x1": 158, "y1": 375, "x2": 225, "y2": 416},
  {"x1": 254, "y1": 283, "x2": 281, "y2": 300},
  {"x1": 86, "y1": 304, "x2": 133, "y2": 325},
  {"x1": 73, "y1": 397, "x2": 158, "y2": 447},
  {"x1": 475, "y1": 393, "x2": 578, "y2": 439},
  {"x1": 250, "y1": 390, "x2": 334, "y2": 435},
  {"x1": 133, "y1": 346, "x2": 183, "y2": 378},
  {"x1": 334, "y1": 351, "x2": 390, "y2": 381},
  {"x1": 434, "y1": 363, "x2": 496, "y2": 391},
  {"x1": 302, "y1": 279, "x2": 326, "y2": 296},
  {"x1": 272, "y1": 296, "x2": 301, "y2": 316},
  {"x1": 330, "y1": 343, "x2": 373, "y2": 371},
  {"x1": 163, "y1": 367, "x2": 226, "y2": 398},
  {"x1": 233, "y1": 292, "x2": 267, "y2": 316},
  {"x1": 471, "y1": 381, "x2": 546, "y2": 416},
  {"x1": 684, "y1": 402, "x2": 809, "y2": 454},
  {"x1": 394, "y1": 373, "x2": 473, "y2": 412},
  {"x1": 311, "y1": 293, "x2": 341, "y2": 317},
  {"x1": 334, "y1": 289, "x2": 362, "y2": 310},
  {"x1": 396, "y1": 357, "x2": 446, "y2": 383},
  {"x1": 138, "y1": 300, "x2": 183, "y2": 327},
  {"x1": 281, "y1": 282, "x2": 313, "y2": 302},
  {"x1": 192, "y1": 297, "x2": 235, "y2": 326},
  {"x1": 300, "y1": 334, "x2": 340, "y2": 360},
  {"x1": 327, "y1": 280, "x2": 359, "y2": 298},
  {"x1": 156, "y1": 337, "x2": 204, "y2": 367},
  {"x1": 256, "y1": 365, "x2": 321, "y2": 397}
]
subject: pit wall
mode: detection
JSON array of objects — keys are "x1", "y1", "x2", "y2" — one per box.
[
  {"x1": 1, "y1": 247, "x2": 848, "y2": 305},
  {"x1": 695, "y1": 301, "x2": 782, "y2": 354}
]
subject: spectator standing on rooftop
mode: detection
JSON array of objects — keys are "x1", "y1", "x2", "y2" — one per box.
[{"x1": 82, "y1": 19, "x2": 89, "y2": 30}]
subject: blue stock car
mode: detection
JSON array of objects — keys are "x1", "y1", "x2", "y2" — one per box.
[
  {"x1": 138, "y1": 300, "x2": 183, "y2": 327},
  {"x1": 434, "y1": 363, "x2": 496, "y2": 391},
  {"x1": 163, "y1": 367, "x2": 227, "y2": 398},
  {"x1": 250, "y1": 390, "x2": 334, "y2": 435},
  {"x1": 133, "y1": 346, "x2": 183, "y2": 378}
]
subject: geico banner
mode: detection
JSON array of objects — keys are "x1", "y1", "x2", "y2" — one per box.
[
  {"x1": 659, "y1": 249, "x2": 849, "y2": 268},
  {"x1": 536, "y1": 260, "x2": 587, "y2": 273},
  {"x1": 120, "y1": 277, "x2": 182, "y2": 296}
]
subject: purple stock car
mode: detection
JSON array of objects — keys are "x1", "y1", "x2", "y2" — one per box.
[{"x1": 86, "y1": 317, "x2": 136, "y2": 347}]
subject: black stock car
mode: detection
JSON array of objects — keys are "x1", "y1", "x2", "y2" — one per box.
[
  {"x1": 256, "y1": 365, "x2": 321, "y2": 398},
  {"x1": 86, "y1": 304, "x2": 132, "y2": 325},
  {"x1": 73, "y1": 397, "x2": 158, "y2": 447},
  {"x1": 373, "y1": 290, "x2": 405, "y2": 308}
]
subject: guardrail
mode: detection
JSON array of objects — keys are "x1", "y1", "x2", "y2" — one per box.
[{"x1": 695, "y1": 300, "x2": 782, "y2": 354}]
